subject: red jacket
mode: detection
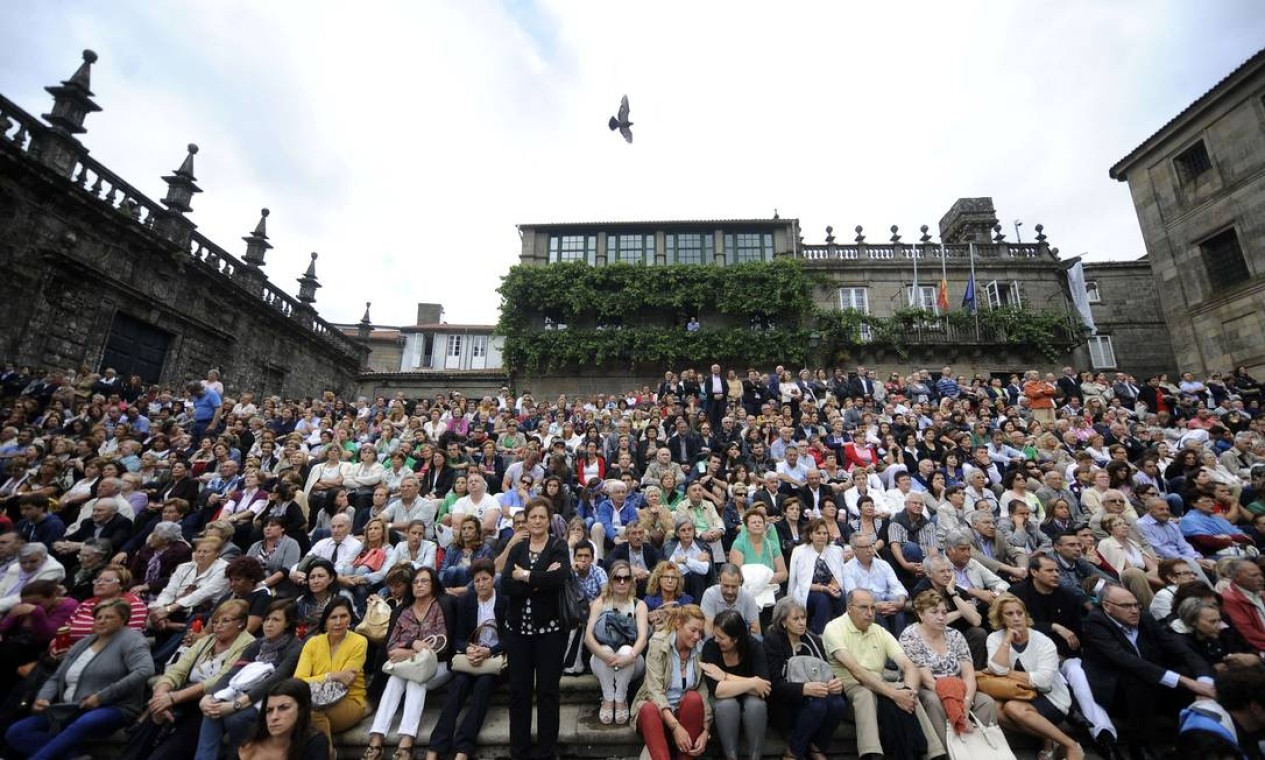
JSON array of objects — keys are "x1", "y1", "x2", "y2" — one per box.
[{"x1": 1220, "y1": 582, "x2": 1265, "y2": 653}]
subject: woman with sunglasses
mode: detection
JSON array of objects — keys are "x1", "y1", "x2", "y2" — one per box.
[{"x1": 585, "y1": 559, "x2": 649, "y2": 725}]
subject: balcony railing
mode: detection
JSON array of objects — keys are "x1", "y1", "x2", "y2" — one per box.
[{"x1": 798, "y1": 241, "x2": 1048, "y2": 262}]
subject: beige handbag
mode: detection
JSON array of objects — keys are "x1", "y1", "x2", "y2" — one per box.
[{"x1": 452, "y1": 622, "x2": 506, "y2": 675}]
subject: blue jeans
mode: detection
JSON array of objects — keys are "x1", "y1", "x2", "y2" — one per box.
[
  {"x1": 786, "y1": 694, "x2": 847, "y2": 759},
  {"x1": 440, "y1": 564, "x2": 472, "y2": 589},
  {"x1": 195, "y1": 705, "x2": 258, "y2": 760},
  {"x1": 6, "y1": 706, "x2": 128, "y2": 760},
  {"x1": 806, "y1": 590, "x2": 845, "y2": 634}
]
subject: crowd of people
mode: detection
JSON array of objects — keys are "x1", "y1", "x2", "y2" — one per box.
[{"x1": 0, "y1": 361, "x2": 1264, "y2": 760}]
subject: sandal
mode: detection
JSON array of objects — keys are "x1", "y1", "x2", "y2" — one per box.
[
  {"x1": 363, "y1": 747, "x2": 384, "y2": 760},
  {"x1": 614, "y1": 702, "x2": 629, "y2": 724},
  {"x1": 394, "y1": 746, "x2": 415, "y2": 760},
  {"x1": 600, "y1": 700, "x2": 614, "y2": 724}
]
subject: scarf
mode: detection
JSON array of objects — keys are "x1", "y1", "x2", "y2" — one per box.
[{"x1": 256, "y1": 633, "x2": 294, "y2": 665}]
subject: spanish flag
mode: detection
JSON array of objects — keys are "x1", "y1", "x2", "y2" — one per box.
[{"x1": 936, "y1": 278, "x2": 949, "y2": 311}]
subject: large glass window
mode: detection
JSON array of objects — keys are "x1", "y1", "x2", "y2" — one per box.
[
  {"x1": 1201, "y1": 228, "x2": 1249, "y2": 291},
  {"x1": 725, "y1": 232, "x2": 773, "y2": 263},
  {"x1": 608, "y1": 233, "x2": 650, "y2": 264},
  {"x1": 549, "y1": 234, "x2": 596, "y2": 263},
  {"x1": 666, "y1": 233, "x2": 712, "y2": 265},
  {"x1": 1088, "y1": 335, "x2": 1116, "y2": 369}
]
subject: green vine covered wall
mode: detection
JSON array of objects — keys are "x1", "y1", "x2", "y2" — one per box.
[{"x1": 496, "y1": 260, "x2": 1079, "y2": 374}]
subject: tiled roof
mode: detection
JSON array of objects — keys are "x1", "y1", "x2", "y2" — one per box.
[
  {"x1": 1109, "y1": 47, "x2": 1265, "y2": 180},
  {"x1": 399, "y1": 323, "x2": 496, "y2": 332}
]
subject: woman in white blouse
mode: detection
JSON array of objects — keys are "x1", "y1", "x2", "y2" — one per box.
[
  {"x1": 986, "y1": 594, "x2": 1083, "y2": 760},
  {"x1": 786, "y1": 518, "x2": 846, "y2": 634},
  {"x1": 1097, "y1": 515, "x2": 1159, "y2": 608}
]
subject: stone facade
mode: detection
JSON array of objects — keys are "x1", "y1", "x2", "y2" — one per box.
[
  {"x1": 1081, "y1": 259, "x2": 1177, "y2": 379},
  {"x1": 0, "y1": 51, "x2": 367, "y2": 398},
  {"x1": 1109, "y1": 47, "x2": 1265, "y2": 376},
  {"x1": 357, "y1": 369, "x2": 509, "y2": 401}
]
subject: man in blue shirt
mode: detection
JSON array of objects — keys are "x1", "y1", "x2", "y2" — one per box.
[{"x1": 187, "y1": 380, "x2": 222, "y2": 442}]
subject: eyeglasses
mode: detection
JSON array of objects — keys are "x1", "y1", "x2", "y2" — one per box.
[
  {"x1": 612, "y1": 575, "x2": 632, "y2": 583},
  {"x1": 1104, "y1": 600, "x2": 1141, "y2": 611},
  {"x1": 93, "y1": 577, "x2": 121, "y2": 584},
  {"x1": 1103, "y1": 498, "x2": 1125, "y2": 504}
]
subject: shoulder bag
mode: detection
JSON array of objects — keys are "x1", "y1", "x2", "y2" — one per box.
[
  {"x1": 785, "y1": 654, "x2": 833, "y2": 684},
  {"x1": 555, "y1": 540, "x2": 587, "y2": 629},
  {"x1": 974, "y1": 673, "x2": 1036, "y2": 702},
  {"x1": 594, "y1": 609, "x2": 639, "y2": 649},
  {"x1": 309, "y1": 678, "x2": 349, "y2": 709},
  {"x1": 355, "y1": 594, "x2": 392, "y2": 644},
  {"x1": 945, "y1": 711, "x2": 1017, "y2": 760},
  {"x1": 381, "y1": 634, "x2": 446, "y2": 684}
]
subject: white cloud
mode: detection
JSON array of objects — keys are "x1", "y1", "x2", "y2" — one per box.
[{"x1": 2, "y1": 0, "x2": 1262, "y2": 328}]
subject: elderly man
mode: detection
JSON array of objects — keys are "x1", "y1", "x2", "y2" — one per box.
[
  {"x1": 641, "y1": 447, "x2": 685, "y2": 488},
  {"x1": 53, "y1": 495, "x2": 133, "y2": 568},
  {"x1": 943, "y1": 529, "x2": 1008, "y2": 610},
  {"x1": 1219, "y1": 557, "x2": 1265, "y2": 653},
  {"x1": 1180, "y1": 488, "x2": 1255, "y2": 557},
  {"x1": 1036, "y1": 468, "x2": 1083, "y2": 520},
  {"x1": 384, "y1": 476, "x2": 438, "y2": 540},
  {"x1": 887, "y1": 490, "x2": 939, "y2": 584},
  {"x1": 1136, "y1": 497, "x2": 1216, "y2": 584},
  {"x1": 591, "y1": 479, "x2": 638, "y2": 561},
  {"x1": 823, "y1": 589, "x2": 946, "y2": 760},
  {"x1": 1083, "y1": 584, "x2": 1215, "y2": 758},
  {"x1": 290, "y1": 513, "x2": 363, "y2": 586},
  {"x1": 1220, "y1": 432, "x2": 1261, "y2": 481},
  {"x1": 0, "y1": 542, "x2": 65, "y2": 614},
  {"x1": 841, "y1": 533, "x2": 907, "y2": 634},
  {"x1": 1024, "y1": 370, "x2": 1059, "y2": 426},
  {"x1": 910, "y1": 554, "x2": 989, "y2": 667},
  {"x1": 776, "y1": 445, "x2": 811, "y2": 493},
  {"x1": 966, "y1": 510, "x2": 1028, "y2": 581}
]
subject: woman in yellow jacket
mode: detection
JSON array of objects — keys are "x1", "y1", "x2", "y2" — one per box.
[{"x1": 294, "y1": 597, "x2": 368, "y2": 742}]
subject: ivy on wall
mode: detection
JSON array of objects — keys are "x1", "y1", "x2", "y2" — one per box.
[{"x1": 497, "y1": 261, "x2": 1078, "y2": 374}]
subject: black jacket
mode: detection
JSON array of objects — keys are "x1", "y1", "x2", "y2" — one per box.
[
  {"x1": 454, "y1": 588, "x2": 508, "y2": 656},
  {"x1": 501, "y1": 537, "x2": 570, "y2": 632},
  {"x1": 1081, "y1": 608, "x2": 1213, "y2": 706},
  {"x1": 64, "y1": 512, "x2": 133, "y2": 550}
]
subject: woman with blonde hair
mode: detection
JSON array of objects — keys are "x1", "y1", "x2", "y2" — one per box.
[
  {"x1": 585, "y1": 559, "x2": 649, "y2": 725},
  {"x1": 633, "y1": 604, "x2": 713, "y2": 760}
]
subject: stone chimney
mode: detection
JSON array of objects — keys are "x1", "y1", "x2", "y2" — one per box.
[
  {"x1": 415, "y1": 303, "x2": 444, "y2": 325},
  {"x1": 35, "y1": 49, "x2": 101, "y2": 177},
  {"x1": 938, "y1": 197, "x2": 999, "y2": 244}
]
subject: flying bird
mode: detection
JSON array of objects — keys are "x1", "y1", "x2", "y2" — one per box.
[{"x1": 608, "y1": 95, "x2": 633, "y2": 143}]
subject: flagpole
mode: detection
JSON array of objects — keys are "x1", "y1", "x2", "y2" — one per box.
[
  {"x1": 969, "y1": 241, "x2": 980, "y2": 341},
  {"x1": 910, "y1": 243, "x2": 919, "y2": 308}
]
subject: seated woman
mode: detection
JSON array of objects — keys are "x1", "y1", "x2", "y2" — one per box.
[
  {"x1": 384, "y1": 519, "x2": 438, "y2": 572},
  {"x1": 728, "y1": 507, "x2": 788, "y2": 595},
  {"x1": 897, "y1": 590, "x2": 999, "y2": 749},
  {"x1": 1173, "y1": 597, "x2": 1258, "y2": 673},
  {"x1": 1097, "y1": 514, "x2": 1160, "y2": 608},
  {"x1": 194, "y1": 600, "x2": 305, "y2": 760},
  {"x1": 61, "y1": 564, "x2": 148, "y2": 646},
  {"x1": 986, "y1": 593, "x2": 1084, "y2": 760},
  {"x1": 787, "y1": 518, "x2": 847, "y2": 634},
  {"x1": 1150, "y1": 558, "x2": 1200, "y2": 620},
  {"x1": 699, "y1": 608, "x2": 769, "y2": 760},
  {"x1": 211, "y1": 555, "x2": 273, "y2": 636},
  {"x1": 124, "y1": 520, "x2": 191, "y2": 605},
  {"x1": 147, "y1": 536, "x2": 231, "y2": 663},
  {"x1": 644, "y1": 561, "x2": 694, "y2": 628},
  {"x1": 295, "y1": 559, "x2": 357, "y2": 636},
  {"x1": 247, "y1": 516, "x2": 304, "y2": 597},
  {"x1": 0, "y1": 580, "x2": 77, "y2": 695},
  {"x1": 665, "y1": 517, "x2": 713, "y2": 603},
  {"x1": 633, "y1": 604, "x2": 713, "y2": 760},
  {"x1": 440, "y1": 515, "x2": 495, "y2": 593},
  {"x1": 364, "y1": 566, "x2": 453, "y2": 760},
  {"x1": 236, "y1": 678, "x2": 330, "y2": 760},
  {"x1": 4, "y1": 599, "x2": 155, "y2": 760},
  {"x1": 340, "y1": 516, "x2": 392, "y2": 606},
  {"x1": 762, "y1": 598, "x2": 846, "y2": 760},
  {"x1": 135, "y1": 599, "x2": 256, "y2": 760},
  {"x1": 585, "y1": 559, "x2": 649, "y2": 725},
  {"x1": 426, "y1": 559, "x2": 505, "y2": 760},
  {"x1": 294, "y1": 597, "x2": 368, "y2": 744}
]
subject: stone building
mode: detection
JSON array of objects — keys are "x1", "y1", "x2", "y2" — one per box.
[
  {"x1": 1109, "y1": 47, "x2": 1265, "y2": 376},
  {"x1": 1082, "y1": 257, "x2": 1177, "y2": 379},
  {"x1": 342, "y1": 302, "x2": 509, "y2": 400},
  {"x1": 511, "y1": 198, "x2": 1126, "y2": 395},
  {"x1": 0, "y1": 50, "x2": 367, "y2": 397}
]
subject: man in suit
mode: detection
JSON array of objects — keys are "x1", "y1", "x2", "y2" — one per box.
[
  {"x1": 666, "y1": 418, "x2": 701, "y2": 468},
  {"x1": 656, "y1": 371, "x2": 681, "y2": 402},
  {"x1": 702, "y1": 364, "x2": 729, "y2": 431},
  {"x1": 1082, "y1": 584, "x2": 1216, "y2": 757},
  {"x1": 850, "y1": 367, "x2": 877, "y2": 401},
  {"x1": 1057, "y1": 366, "x2": 1083, "y2": 404},
  {"x1": 752, "y1": 471, "x2": 785, "y2": 515},
  {"x1": 1113, "y1": 373, "x2": 1141, "y2": 409},
  {"x1": 605, "y1": 522, "x2": 662, "y2": 597},
  {"x1": 796, "y1": 468, "x2": 830, "y2": 516}
]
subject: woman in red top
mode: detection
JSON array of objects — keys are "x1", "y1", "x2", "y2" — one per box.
[
  {"x1": 575, "y1": 441, "x2": 607, "y2": 484},
  {"x1": 842, "y1": 440, "x2": 879, "y2": 472},
  {"x1": 60, "y1": 564, "x2": 147, "y2": 646}
]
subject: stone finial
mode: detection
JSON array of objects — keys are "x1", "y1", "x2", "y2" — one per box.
[
  {"x1": 242, "y1": 208, "x2": 272, "y2": 268},
  {"x1": 360, "y1": 302, "x2": 372, "y2": 324},
  {"x1": 161, "y1": 143, "x2": 202, "y2": 214},
  {"x1": 919, "y1": 225, "x2": 932, "y2": 244},
  {"x1": 357, "y1": 302, "x2": 372, "y2": 340},
  {"x1": 890, "y1": 225, "x2": 901, "y2": 244},
  {"x1": 992, "y1": 223, "x2": 1005, "y2": 243},
  {"x1": 854, "y1": 225, "x2": 865, "y2": 244},
  {"x1": 825, "y1": 226, "x2": 835, "y2": 245},
  {"x1": 297, "y1": 252, "x2": 321, "y2": 304},
  {"x1": 1034, "y1": 223, "x2": 1047, "y2": 244},
  {"x1": 42, "y1": 49, "x2": 102, "y2": 136}
]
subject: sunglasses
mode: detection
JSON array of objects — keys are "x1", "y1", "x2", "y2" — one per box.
[{"x1": 612, "y1": 575, "x2": 632, "y2": 582}]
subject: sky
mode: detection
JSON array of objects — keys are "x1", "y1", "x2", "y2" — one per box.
[{"x1": 2, "y1": 2, "x2": 1262, "y2": 328}]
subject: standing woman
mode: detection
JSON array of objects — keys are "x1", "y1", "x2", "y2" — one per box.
[
  {"x1": 293, "y1": 597, "x2": 368, "y2": 745},
  {"x1": 763, "y1": 598, "x2": 846, "y2": 760},
  {"x1": 365, "y1": 566, "x2": 453, "y2": 760},
  {"x1": 585, "y1": 559, "x2": 650, "y2": 725},
  {"x1": 633, "y1": 604, "x2": 713, "y2": 760},
  {"x1": 4, "y1": 599, "x2": 154, "y2": 760},
  {"x1": 700, "y1": 609, "x2": 771, "y2": 760},
  {"x1": 237, "y1": 678, "x2": 330, "y2": 760},
  {"x1": 501, "y1": 497, "x2": 571, "y2": 760}
]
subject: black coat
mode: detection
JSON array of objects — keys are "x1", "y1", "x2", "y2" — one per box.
[
  {"x1": 453, "y1": 588, "x2": 508, "y2": 655},
  {"x1": 64, "y1": 512, "x2": 133, "y2": 550},
  {"x1": 500, "y1": 537, "x2": 570, "y2": 632},
  {"x1": 1081, "y1": 608, "x2": 1212, "y2": 706},
  {"x1": 666, "y1": 432, "x2": 702, "y2": 467}
]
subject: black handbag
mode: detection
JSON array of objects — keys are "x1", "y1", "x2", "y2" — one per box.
[
  {"x1": 594, "y1": 610, "x2": 638, "y2": 648},
  {"x1": 556, "y1": 540, "x2": 588, "y2": 630}
]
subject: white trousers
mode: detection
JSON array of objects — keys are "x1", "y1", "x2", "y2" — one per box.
[
  {"x1": 370, "y1": 664, "x2": 452, "y2": 738},
  {"x1": 589, "y1": 645, "x2": 645, "y2": 702},
  {"x1": 1061, "y1": 657, "x2": 1116, "y2": 738}
]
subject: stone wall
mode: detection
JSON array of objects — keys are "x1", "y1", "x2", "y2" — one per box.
[
  {"x1": 357, "y1": 370, "x2": 510, "y2": 401},
  {"x1": 0, "y1": 112, "x2": 365, "y2": 399},
  {"x1": 1083, "y1": 259, "x2": 1177, "y2": 378}
]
